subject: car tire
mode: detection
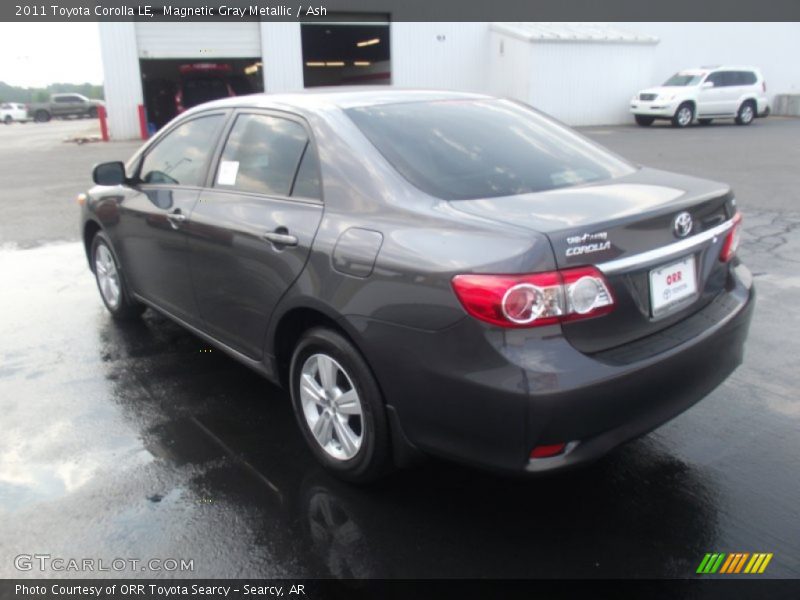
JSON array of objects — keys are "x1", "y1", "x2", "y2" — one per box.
[
  {"x1": 735, "y1": 100, "x2": 755, "y2": 126},
  {"x1": 698, "y1": 118, "x2": 713, "y2": 126},
  {"x1": 634, "y1": 115, "x2": 655, "y2": 126},
  {"x1": 88, "y1": 107, "x2": 98, "y2": 118},
  {"x1": 90, "y1": 232, "x2": 145, "y2": 320},
  {"x1": 290, "y1": 327, "x2": 393, "y2": 483},
  {"x1": 672, "y1": 102, "x2": 694, "y2": 128},
  {"x1": 34, "y1": 110, "x2": 51, "y2": 123}
]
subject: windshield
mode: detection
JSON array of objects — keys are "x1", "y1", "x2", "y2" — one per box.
[
  {"x1": 663, "y1": 73, "x2": 703, "y2": 86},
  {"x1": 346, "y1": 99, "x2": 635, "y2": 201}
]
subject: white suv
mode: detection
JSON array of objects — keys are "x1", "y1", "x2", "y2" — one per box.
[{"x1": 630, "y1": 66, "x2": 770, "y2": 128}]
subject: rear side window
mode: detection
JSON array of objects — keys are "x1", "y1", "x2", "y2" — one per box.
[
  {"x1": 291, "y1": 145, "x2": 322, "y2": 200},
  {"x1": 346, "y1": 99, "x2": 634, "y2": 200},
  {"x1": 214, "y1": 114, "x2": 311, "y2": 197},
  {"x1": 140, "y1": 114, "x2": 225, "y2": 186},
  {"x1": 738, "y1": 71, "x2": 757, "y2": 85}
]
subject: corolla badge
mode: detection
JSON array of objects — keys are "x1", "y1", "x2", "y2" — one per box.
[
  {"x1": 565, "y1": 231, "x2": 610, "y2": 257},
  {"x1": 673, "y1": 212, "x2": 693, "y2": 238}
]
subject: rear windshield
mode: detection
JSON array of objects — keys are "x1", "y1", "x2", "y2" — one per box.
[
  {"x1": 663, "y1": 73, "x2": 703, "y2": 86},
  {"x1": 346, "y1": 99, "x2": 634, "y2": 200}
]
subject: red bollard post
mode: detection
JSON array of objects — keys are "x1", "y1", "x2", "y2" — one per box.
[
  {"x1": 138, "y1": 104, "x2": 148, "y2": 140},
  {"x1": 98, "y1": 105, "x2": 109, "y2": 142}
]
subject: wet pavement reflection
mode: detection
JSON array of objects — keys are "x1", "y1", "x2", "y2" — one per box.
[{"x1": 1, "y1": 239, "x2": 798, "y2": 579}]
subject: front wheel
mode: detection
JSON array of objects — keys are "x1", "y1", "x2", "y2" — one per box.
[
  {"x1": 634, "y1": 115, "x2": 655, "y2": 126},
  {"x1": 672, "y1": 103, "x2": 694, "y2": 128},
  {"x1": 735, "y1": 101, "x2": 755, "y2": 125},
  {"x1": 91, "y1": 232, "x2": 145, "y2": 320},
  {"x1": 3, "y1": 116, "x2": 11, "y2": 125},
  {"x1": 290, "y1": 328, "x2": 393, "y2": 483},
  {"x1": 34, "y1": 110, "x2": 50, "y2": 123},
  {"x1": 88, "y1": 106, "x2": 98, "y2": 118}
]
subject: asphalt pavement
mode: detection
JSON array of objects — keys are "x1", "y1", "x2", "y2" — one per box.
[{"x1": 0, "y1": 115, "x2": 798, "y2": 579}]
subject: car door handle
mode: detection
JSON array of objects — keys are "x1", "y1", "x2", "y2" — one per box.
[
  {"x1": 262, "y1": 230, "x2": 298, "y2": 247},
  {"x1": 166, "y1": 210, "x2": 187, "y2": 229}
]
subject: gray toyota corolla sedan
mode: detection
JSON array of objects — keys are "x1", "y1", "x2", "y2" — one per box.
[{"x1": 81, "y1": 89, "x2": 754, "y2": 482}]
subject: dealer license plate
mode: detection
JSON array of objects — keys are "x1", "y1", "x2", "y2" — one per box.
[{"x1": 649, "y1": 256, "x2": 698, "y2": 316}]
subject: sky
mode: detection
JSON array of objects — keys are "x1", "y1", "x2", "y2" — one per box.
[{"x1": 0, "y1": 23, "x2": 103, "y2": 87}]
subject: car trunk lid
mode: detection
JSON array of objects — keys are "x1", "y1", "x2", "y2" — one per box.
[{"x1": 449, "y1": 168, "x2": 736, "y2": 352}]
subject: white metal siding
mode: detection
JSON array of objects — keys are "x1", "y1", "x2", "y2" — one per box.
[
  {"x1": 98, "y1": 22, "x2": 143, "y2": 140},
  {"x1": 489, "y1": 31, "x2": 532, "y2": 101},
  {"x1": 260, "y1": 23, "x2": 304, "y2": 93},
  {"x1": 135, "y1": 22, "x2": 261, "y2": 59},
  {"x1": 391, "y1": 23, "x2": 490, "y2": 92},
  {"x1": 528, "y1": 41, "x2": 656, "y2": 126}
]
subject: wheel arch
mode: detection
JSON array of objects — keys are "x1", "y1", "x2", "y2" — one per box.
[
  {"x1": 268, "y1": 299, "x2": 366, "y2": 390},
  {"x1": 83, "y1": 219, "x2": 103, "y2": 270}
]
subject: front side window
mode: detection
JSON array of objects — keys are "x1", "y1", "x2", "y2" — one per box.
[
  {"x1": 705, "y1": 72, "x2": 726, "y2": 87},
  {"x1": 214, "y1": 114, "x2": 311, "y2": 197},
  {"x1": 347, "y1": 99, "x2": 635, "y2": 201},
  {"x1": 140, "y1": 114, "x2": 224, "y2": 186}
]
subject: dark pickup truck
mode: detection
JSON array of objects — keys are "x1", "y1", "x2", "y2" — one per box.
[{"x1": 29, "y1": 93, "x2": 105, "y2": 122}]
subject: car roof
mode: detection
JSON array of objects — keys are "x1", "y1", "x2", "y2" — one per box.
[
  {"x1": 188, "y1": 87, "x2": 494, "y2": 116},
  {"x1": 681, "y1": 65, "x2": 761, "y2": 73}
]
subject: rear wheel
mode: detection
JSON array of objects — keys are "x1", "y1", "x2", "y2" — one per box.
[
  {"x1": 634, "y1": 115, "x2": 655, "y2": 126},
  {"x1": 672, "y1": 103, "x2": 694, "y2": 128},
  {"x1": 91, "y1": 232, "x2": 145, "y2": 320},
  {"x1": 34, "y1": 110, "x2": 50, "y2": 123},
  {"x1": 698, "y1": 118, "x2": 713, "y2": 126},
  {"x1": 3, "y1": 115, "x2": 11, "y2": 125},
  {"x1": 290, "y1": 327, "x2": 393, "y2": 483},
  {"x1": 735, "y1": 100, "x2": 755, "y2": 125},
  {"x1": 88, "y1": 106, "x2": 98, "y2": 118}
]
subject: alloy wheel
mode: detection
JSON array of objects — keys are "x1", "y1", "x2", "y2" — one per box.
[
  {"x1": 677, "y1": 106, "x2": 693, "y2": 127},
  {"x1": 300, "y1": 353, "x2": 364, "y2": 461},
  {"x1": 94, "y1": 244, "x2": 121, "y2": 309}
]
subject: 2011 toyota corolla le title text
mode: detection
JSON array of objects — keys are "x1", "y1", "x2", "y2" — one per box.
[{"x1": 80, "y1": 89, "x2": 754, "y2": 482}]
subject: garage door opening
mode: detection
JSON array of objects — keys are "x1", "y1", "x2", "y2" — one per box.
[
  {"x1": 301, "y1": 23, "x2": 391, "y2": 88},
  {"x1": 140, "y1": 58, "x2": 264, "y2": 132}
]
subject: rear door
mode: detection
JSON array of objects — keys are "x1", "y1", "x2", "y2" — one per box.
[
  {"x1": 697, "y1": 72, "x2": 727, "y2": 116},
  {"x1": 187, "y1": 110, "x2": 324, "y2": 358},
  {"x1": 720, "y1": 71, "x2": 745, "y2": 114}
]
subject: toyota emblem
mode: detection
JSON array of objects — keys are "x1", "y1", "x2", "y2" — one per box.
[{"x1": 673, "y1": 212, "x2": 693, "y2": 238}]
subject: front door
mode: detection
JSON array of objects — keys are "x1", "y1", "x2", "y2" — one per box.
[
  {"x1": 187, "y1": 111, "x2": 324, "y2": 358},
  {"x1": 116, "y1": 112, "x2": 228, "y2": 324}
]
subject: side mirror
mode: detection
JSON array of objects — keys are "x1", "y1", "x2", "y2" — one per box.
[
  {"x1": 701, "y1": 81, "x2": 714, "y2": 89},
  {"x1": 93, "y1": 161, "x2": 126, "y2": 186}
]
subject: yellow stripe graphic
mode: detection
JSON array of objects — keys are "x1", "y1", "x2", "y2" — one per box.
[
  {"x1": 758, "y1": 553, "x2": 773, "y2": 573},
  {"x1": 744, "y1": 554, "x2": 759, "y2": 573},
  {"x1": 750, "y1": 554, "x2": 766, "y2": 573}
]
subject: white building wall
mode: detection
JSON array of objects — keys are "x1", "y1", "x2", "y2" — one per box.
[
  {"x1": 391, "y1": 23, "x2": 490, "y2": 91},
  {"x1": 260, "y1": 23, "x2": 304, "y2": 93},
  {"x1": 617, "y1": 22, "x2": 800, "y2": 99},
  {"x1": 98, "y1": 22, "x2": 143, "y2": 140},
  {"x1": 527, "y1": 41, "x2": 656, "y2": 126},
  {"x1": 488, "y1": 31, "x2": 532, "y2": 100}
]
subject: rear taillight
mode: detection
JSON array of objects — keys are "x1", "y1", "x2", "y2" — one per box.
[
  {"x1": 451, "y1": 266, "x2": 614, "y2": 328},
  {"x1": 720, "y1": 213, "x2": 743, "y2": 263}
]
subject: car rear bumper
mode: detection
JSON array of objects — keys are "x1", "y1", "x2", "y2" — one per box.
[{"x1": 349, "y1": 262, "x2": 754, "y2": 474}]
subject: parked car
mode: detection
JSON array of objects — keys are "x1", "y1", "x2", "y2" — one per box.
[
  {"x1": 0, "y1": 102, "x2": 29, "y2": 124},
  {"x1": 81, "y1": 90, "x2": 754, "y2": 482},
  {"x1": 29, "y1": 93, "x2": 104, "y2": 122},
  {"x1": 631, "y1": 66, "x2": 770, "y2": 127}
]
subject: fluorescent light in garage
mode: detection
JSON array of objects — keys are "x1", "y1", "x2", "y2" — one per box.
[
  {"x1": 354, "y1": 61, "x2": 371, "y2": 66},
  {"x1": 325, "y1": 61, "x2": 345, "y2": 67},
  {"x1": 306, "y1": 61, "x2": 325, "y2": 67},
  {"x1": 356, "y1": 38, "x2": 380, "y2": 47}
]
